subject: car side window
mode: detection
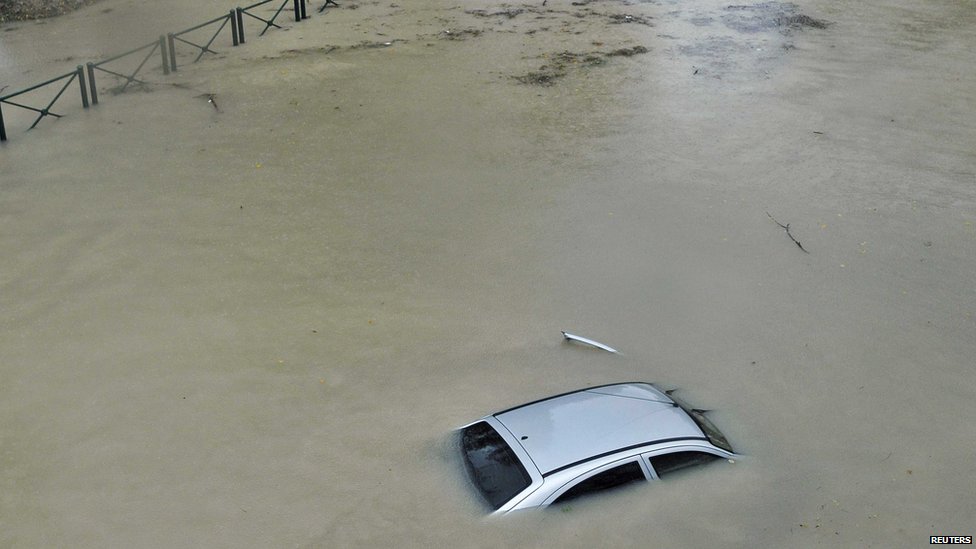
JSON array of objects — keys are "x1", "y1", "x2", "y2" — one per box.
[
  {"x1": 649, "y1": 451, "x2": 718, "y2": 478},
  {"x1": 553, "y1": 461, "x2": 646, "y2": 505}
]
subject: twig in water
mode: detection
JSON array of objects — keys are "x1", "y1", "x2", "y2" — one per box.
[{"x1": 766, "y1": 211, "x2": 809, "y2": 253}]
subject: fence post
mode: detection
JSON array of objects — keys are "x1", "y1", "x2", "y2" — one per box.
[
  {"x1": 236, "y1": 8, "x2": 245, "y2": 43},
  {"x1": 159, "y1": 35, "x2": 170, "y2": 75},
  {"x1": 0, "y1": 103, "x2": 7, "y2": 142},
  {"x1": 231, "y1": 10, "x2": 239, "y2": 45},
  {"x1": 167, "y1": 33, "x2": 177, "y2": 72},
  {"x1": 293, "y1": 0, "x2": 300, "y2": 21},
  {"x1": 77, "y1": 65, "x2": 89, "y2": 108},
  {"x1": 300, "y1": 0, "x2": 307, "y2": 19},
  {"x1": 86, "y1": 62, "x2": 99, "y2": 105}
]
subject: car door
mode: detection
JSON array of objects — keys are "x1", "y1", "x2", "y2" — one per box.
[{"x1": 544, "y1": 458, "x2": 652, "y2": 507}]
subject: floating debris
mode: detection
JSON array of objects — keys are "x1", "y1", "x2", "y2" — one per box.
[
  {"x1": 561, "y1": 331, "x2": 619, "y2": 354},
  {"x1": 513, "y1": 46, "x2": 648, "y2": 86},
  {"x1": 776, "y1": 13, "x2": 829, "y2": 30},
  {"x1": 606, "y1": 45, "x2": 649, "y2": 57},
  {"x1": 349, "y1": 39, "x2": 403, "y2": 49},
  {"x1": 723, "y1": 2, "x2": 829, "y2": 34},
  {"x1": 607, "y1": 13, "x2": 653, "y2": 26},
  {"x1": 195, "y1": 93, "x2": 221, "y2": 112},
  {"x1": 465, "y1": 7, "x2": 525, "y2": 19},
  {"x1": 439, "y1": 28, "x2": 483, "y2": 41},
  {"x1": 766, "y1": 211, "x2": 809, "y2": 253},
  {"x1": 515, "y1": 69, "x2": 565, "y2": 86}
]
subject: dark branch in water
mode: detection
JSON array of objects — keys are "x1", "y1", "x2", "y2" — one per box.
[{"x1": 766, "y1": 211, "x2": 809, "y2": 253}]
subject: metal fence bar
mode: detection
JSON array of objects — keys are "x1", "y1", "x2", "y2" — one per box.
[
  {"x1": 240, "y1": 0, "x2": 290, "y2": 37},
  {"x1": 194, "y1": 16, "x2": 230, "y2": 62},
  {"x1": 121, "y1": 42, "x2": 158, "y2": 91},
  {"x1": 236, "y1": 8, "x2": 245, "y2": 43},
  {"x1": 92, "y1": 64, "x2": 148, "y2": 88},
  {"x1": 77, "y1": 65, "x2": 89, "y2": 108},
  {"x1": 241, "y1": 0, "x2": 275, "y2": 10},
  {"x1": 45, "y1": 74, "x2": 78, "y2": 119},
  {"x1": 167, "y1": 34, "x2": 177, "y2": 71},
  {"x1": 264, "y1": 0, "x2": 290, "y2": 35},
  {"x1": 170, "y1": 36, "x2": 212, "y2": 65},
  {"x1": 91, "y1": 41, "x2": 159, "y2": 92},
  {"x1": 319, "y1": 0, "x2": 339, "y2": 14},
  {"x1": 20, "y1": 73, "x2": 76, "y2": 130},
  {"x1": 0, "y1": 69, "x2": 81, "y2": 135},
  {"x1": 168, "y1": 13, "x2": 231, "y2": 64},
  {"x1": 159, "y1": 36, "x2": 169, "y2": 75},
  {"x1": 91, "y1": 40, "x2": 157, "y2": 67},
  {"x1": 171, "y1": 13, "x2": 231, "y2": 37},
  {"x1": 0, "y1": 70, "x2": 78, "y2": 100},
  {"x1": 231, "y1": 10, "x2": 239, "y2": 46},
  {"x1": 86, "y1": 63, "x2": 98, "y2": 105}
]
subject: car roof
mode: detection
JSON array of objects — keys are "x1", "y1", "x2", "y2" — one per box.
[{"x1": 493, "y1": 383, "x2": 707, "y2": 476}]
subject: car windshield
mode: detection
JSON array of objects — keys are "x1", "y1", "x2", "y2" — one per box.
[
  {"x1": 687, "y1": 409, "x2": 733, "y2": 452},
  {"x1": 459, "y1": 421, "x2": 532, "y2": 511},
  {"x1": 668, "y1": 393, "x2": 734, "y2": 453}
]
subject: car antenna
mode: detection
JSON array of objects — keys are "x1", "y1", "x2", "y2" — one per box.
[{"x1": 561, "y1": 331, "x2": 619, "y2": 354}]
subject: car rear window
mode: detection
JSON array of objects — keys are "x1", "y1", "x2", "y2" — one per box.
[{"x1": 460, "y1": 422, "x2": 532, "y2": 511}]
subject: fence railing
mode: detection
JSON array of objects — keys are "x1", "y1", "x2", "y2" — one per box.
[
  {"x1": 168, "y1": 13, "x2": 235, "y2": 70},
  {"x1": 1, "y1": 0, "x2": 326, "y2": 143},
  {"x1": 0, "y1": 66, "x2": 90, "y2": 140},
  {"x1": 86, "y1": 37, "x2": 170, "y2": 99}
]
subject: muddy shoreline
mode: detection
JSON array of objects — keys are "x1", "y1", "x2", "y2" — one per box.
[{"x1": 0, "y1": 0, "x2": 102, "y2": 22}]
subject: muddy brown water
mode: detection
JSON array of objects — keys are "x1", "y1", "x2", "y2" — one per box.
[{"x1": 2, "y1": 0, "x2": 974, "y2": 547}]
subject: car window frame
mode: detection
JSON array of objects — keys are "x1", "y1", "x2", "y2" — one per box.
[
  {"x1": 641, "y1": 446, "x2": 727, "y2": 480},
  {"x1": 542, "y1": 456, "x2": 652, "y2": 507}
]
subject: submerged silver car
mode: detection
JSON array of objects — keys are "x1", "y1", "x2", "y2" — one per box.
[{"x1": 457, "y1": 382, "x2": 736, "y2": 515}]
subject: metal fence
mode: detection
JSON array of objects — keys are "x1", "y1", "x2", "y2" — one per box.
[{"x1": 1, "y1": 0, "x2": 325, "y2": 143}]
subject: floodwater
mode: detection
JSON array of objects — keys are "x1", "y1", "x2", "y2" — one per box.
[{"x1": 2, "y1": 0, "x2": 974, "y2": 547}]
